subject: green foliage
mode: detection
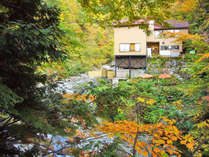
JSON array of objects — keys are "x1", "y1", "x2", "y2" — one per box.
[
  {"x1": 0, "y1": 0, "x2": 71, "y2": 155},
  {"x1": 95, "y1": 140, "x2": 120, "y2": 157},
  {"x1": 85, "y1": 80, "x2": 133, "y2": 121},
  {"x1": 0, "y1": 0, "x2": 208, "y2": 156},
  {"x1": 83, "y1": 72, "x2": 208, "y2": 156},
  {"x1": 188, "y1": 0, "x2": 209, "y2": 34},
  {"x1": 78, "y1": 0, "x2": 176, "y2": 33},
  {"x1": 40, "y1": 0, "x2": 114, "y2": 79},
  {"x1": 85, "y1": 75, "x2": 205, "y2": 129},
  {"x1": 0, "y1": 84, "x2": 23, "y2": 110}
]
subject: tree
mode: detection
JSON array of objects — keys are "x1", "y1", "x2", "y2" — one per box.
[
  {"x1": 78, "y1": 0, "x2": 176, "y2": 32},
  {"x1": 39, "y1": 0, "x2": 114, "y2": 79},
  {"x1": 1, "y1": 0, "x2": 199, "y2": 156},
  {"x1": 0, "y1": 0, "x2": 69, "y2": 155},
  {"x1": 96, "y1": 118, "x2": 194, "y2": 157},
  {"x1": 172, "y1": 0, "x2": 209, "y2": 34}
]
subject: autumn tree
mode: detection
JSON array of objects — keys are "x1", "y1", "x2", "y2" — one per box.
[
  {"x1": 2, "y1": 0, "x2": 204, "y2": 156},
  {"x1": 96, "y1": 118, "x2": 194, "y2": 157},
  {"x1": 78, "y1": 0, "x2": 176, "y2": 32},
  {"x1": 40, "y1": 0, "x2": 114, "y2": 79}
]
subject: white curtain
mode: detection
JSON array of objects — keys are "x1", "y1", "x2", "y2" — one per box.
[
  {"x1": 135, "y1": 43, "x2": 141, "y2": 51},
  {"x1": 120, "y1": 44, "x2": 130, "y2": 52}
]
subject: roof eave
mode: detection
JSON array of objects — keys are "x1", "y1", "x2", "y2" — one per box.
[{"x1": 154, "y1": 27, "x2": 189, "y2": 30}]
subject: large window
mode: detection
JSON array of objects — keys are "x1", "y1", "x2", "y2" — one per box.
[
  {"x1": 170, "y1": 45, "x2": 179, "y2": 50},
  {"x1": 120, "y1": 44, "x2": 130, "y2": 52},
  {"x1": 161, "y1": 45, "x2": 180, "y2": 50},
  {"x1": 161, "y1": 46, "x2": 169, "y2": 50},
  {"x1": 167, "y1": 30, "x2": 180, "y2": 33},
  {"x1": 135, "y1": 43, "x2": 141, "y2": 51},
  {"x1": 120, "y1": 43, "x2": 141, "y2": 52}
]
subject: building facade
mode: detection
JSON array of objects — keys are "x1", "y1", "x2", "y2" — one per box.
[{"x1": 114, "y1": 20, "x2": 189, "y2": 77}]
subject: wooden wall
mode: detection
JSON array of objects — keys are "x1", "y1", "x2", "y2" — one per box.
[{"x1": 115, "y1": 56, "x2": 146, "y2": 68}]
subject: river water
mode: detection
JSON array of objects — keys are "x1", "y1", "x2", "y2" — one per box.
[{"x1": 45, "y1": 73, "x2": 116, "y2": 157}]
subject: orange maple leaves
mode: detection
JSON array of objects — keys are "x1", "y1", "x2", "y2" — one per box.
[
  {"x1": 96, "y1": 117, "x2": 194, "y2": 157},
  {"x1": 62, "y1": 93, "x2": 96, "y2": 103}
]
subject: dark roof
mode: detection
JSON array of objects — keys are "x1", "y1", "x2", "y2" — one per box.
[
  {"x1": 113, "y1": 19, "x2": 147, "y2": 26},
  {"x1": 154, "y1": 20, "x2": 189, "y2": 30},
  {"x1": 114, "y1": 19, "x2": 189, "y2": 29}
]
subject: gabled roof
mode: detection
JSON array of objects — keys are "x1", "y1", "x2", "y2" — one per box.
[{"x1": 114, "y1": 19, "x2": 189, "y2": 30}]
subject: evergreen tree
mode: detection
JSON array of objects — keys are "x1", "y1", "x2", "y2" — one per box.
[{"x1": 0, "y1": 0, "x2": 68, "y2": 155}]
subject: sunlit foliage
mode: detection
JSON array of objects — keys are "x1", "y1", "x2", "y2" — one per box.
[
  {"x1": 40, "y1": 0, "x2": 113, "y2": 79},
  {"x1": 96, "y1": 118, "x2": 194, "y2": 156}
]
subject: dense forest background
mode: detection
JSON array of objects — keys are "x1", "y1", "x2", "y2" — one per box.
[
  {"x1": 0, "y1": 0, "x2": 208, "y2": 156},
  {"x1": 39, "y1": 0, "x2": 114, "y2": 79}
]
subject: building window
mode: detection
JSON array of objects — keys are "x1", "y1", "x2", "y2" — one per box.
[
  {"x1": 168, "y1": 30, "x2": 175, "y2": 33},
  {"x1": 161, "y1": 45, "x2": 180, "y2": 50},
  {"x1": 170, "y1": 45, "x2": 180, "y2": 50},
  {"x1": 130, "y1": 43, "x2": 135, "y2": 51},
  {"x1": 120, "y1": 43, "x2": 141, "y2": 52},
  {"x1": 161, "y1": 46, "x2": 169, "y2": 50},
  {"x1": 167, "y1": 30, "x2": 179, "y2": 33},
  {"x1": 135, "y1": 43, "x2": 141, "y2": 52},
  {"x1": 120, "y1": 44, "x2": 130, "y2": 52}
]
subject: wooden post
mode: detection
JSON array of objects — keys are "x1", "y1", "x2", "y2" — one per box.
[
  {"x1": 115, "y1": 56, "x2": 117, "y2": 77},
  {"x1": 128, "y1": 56, "x2": 131, "y2": 78}
]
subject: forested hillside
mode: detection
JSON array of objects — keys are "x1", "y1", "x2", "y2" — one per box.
[
  {"x1": 0, "y1": 0, "x2": 208, "y2": 156},
  {"x1": 38, "y1": 0, "x2": 113, "y2": 79}
]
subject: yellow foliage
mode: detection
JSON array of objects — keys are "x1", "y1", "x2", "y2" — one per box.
[
  {"x1": 75, "y1": 129, "x2": 87, "y2": 138},
  {"x1": 173, "y1": 100, "x2": 182, "y2": 110},
  {"x1": 146, "y1": 99, "x2": 157, "y2": 105},
  {"x1": 180, "y1": 0, "x2": 199, "y2": 13},
  {"x1": 62, "y1": 93, "x2": 96, "y2": 102},
  {"x1": 181, "y1": 134, "x2": 195, "y2": 150},
  {"x1": 196, "y1": 120, "x2": 209, "y2": 129},
  {"x1": 137, "y1": 97, "x2": 145, "y2": 103},
  {"x1": 96, "y1": 118, "x2": 194, "y2": 156},
  {"x1": 162, "y1": 32, "x2": 204, "y2": 43},
  {"x1": 171, "y1": 0, "x2": 199, "y2": 15},
  {"x1": 195, "y1": 53, "x2": 209, "y2": 73},
  {"x1": 137, "y1": 97, "x2": 156, "y2": 105}
]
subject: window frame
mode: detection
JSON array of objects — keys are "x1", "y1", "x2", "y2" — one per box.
[
  {"x1": 170, "y1": 45, "x2": 180, "y2": 50},
  {"x1": 160, "y1": 45, "x2": 169, "y2": 50},
  {"x1": 134, "y1": 43, "x2": 141, "y2": 52},
  {"x1": 119, "y1": 43, "x2": 141, "y2": 52},
  {"x1": 119, "y1": 43, "x2": 130, "y2": 52}
]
